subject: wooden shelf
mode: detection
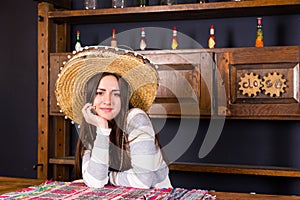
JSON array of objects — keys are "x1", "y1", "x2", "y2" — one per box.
[
  {"x1": 169, "y1": 162, "x2": 300, "y2": 178},
  {"x1": 49, "y1": 156, "x2": 75, "y2": 165},
  {"x1": 48, "y1": 0, "x2": 300, "y2": 24},
  {"x1": 48, "y1": 157, "x2": 300, "y2": 178}
]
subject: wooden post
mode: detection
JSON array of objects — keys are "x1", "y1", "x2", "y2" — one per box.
[
  {"x1": 37, "y1": 2, "x2": 53, "y2": 180},
  {"x1": 53, "y1": 8, "x2": 71, "y2": 181}
]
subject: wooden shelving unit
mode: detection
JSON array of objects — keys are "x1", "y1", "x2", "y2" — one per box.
[{"x1": 37, "y1": 0, "x2": 300, "y2": 186}]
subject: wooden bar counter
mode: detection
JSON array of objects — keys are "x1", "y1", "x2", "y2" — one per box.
[
  {"x1": 1, "y1": 176, "x2": 300, "y2": 199},
  {"x1": 211, "y1": 191, "x2": 300, "y2": 200}
]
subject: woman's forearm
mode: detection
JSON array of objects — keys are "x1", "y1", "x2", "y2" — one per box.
[{"x1": 82, "y1": 128, "x2": 111, "y2": 188}]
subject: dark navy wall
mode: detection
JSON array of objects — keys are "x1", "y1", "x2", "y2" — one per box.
[
  {"x1": 154, "y1": 119, "x2": 300, "y2": 195},
  {"x1": 1, "y1": 0, "x2": 300, "y2": 196},
  {"x1": 0, "y1": 1, "x2": 38, "y2": 178},
  {"x1": 71, "y1": 0, "x2": 300, "y2": 48},
  {"x1": 72, "y1": 15, "x2": 300, "y2": 49}
]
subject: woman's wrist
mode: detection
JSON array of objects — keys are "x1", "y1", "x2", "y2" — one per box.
[
  {"x1": 96, "y1": 119, "x2": 108, "y2": 129},
  {"x1": 96, "y1": 127, "x2": 111, "y2": 136}
]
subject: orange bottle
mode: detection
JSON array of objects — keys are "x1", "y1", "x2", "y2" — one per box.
[
  {"x1": 208, "y1": 25, "x2": 216, "y2": 49},
  {"x1": 255, "y1": 17, "x2": 264, "y2": 47}
]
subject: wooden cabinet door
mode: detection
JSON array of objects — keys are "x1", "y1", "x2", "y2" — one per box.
[
  {"x1": 218, "y1": 46, "x2": 300, "y2": 119},
  {"x1": 143, "y1": 50, "x2": 214, "y2": 118}
]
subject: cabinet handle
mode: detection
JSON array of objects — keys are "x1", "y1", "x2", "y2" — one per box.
[{"x1": 33, "y1": 163, "x2": 43, "y2": 170}]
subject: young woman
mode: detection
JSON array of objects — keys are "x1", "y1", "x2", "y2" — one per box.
[{"x1": 55, "y1": 46, "x2": 172, "y2": 189}]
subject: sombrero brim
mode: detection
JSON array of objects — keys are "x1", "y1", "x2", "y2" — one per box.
[{"x1": 55, "y1": 46, "x2": 158, "y2": 124}]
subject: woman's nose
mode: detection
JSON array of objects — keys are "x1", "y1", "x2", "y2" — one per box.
[{"x1": 103, "y1": 93, "x2": 111, "y2": 104}]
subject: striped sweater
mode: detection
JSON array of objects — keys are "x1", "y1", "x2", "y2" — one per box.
[{"x1": 82, "y1": 108, "x2": 172, "y2": 189}]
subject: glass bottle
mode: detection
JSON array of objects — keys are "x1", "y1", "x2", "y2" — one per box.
[
  {"x1": 208, "y1": 25, "x2": 216, "y2": 49},
  {"x1": 255, "y1": 17, "x2": 264, "y2": 47},
  {"x1": 161, "y1": 0, "x2": 176, "y2": 5},
  {"x1": 198, "y1": 0, "x2": 209, "y2": 3},
  {"x1": 171, "y1": 26, "x2": 178, "y2": 50},
  {"x1": 111, "y1": 29, "x2": 117, "y2": 48},
  {"x1": 112, "y1": 0, "x2": 125, "y2": 8},
  {"x1": 75, "y1": 30, "x2": 82, "y2": 52},
  {"x1": 139, "y1": 28, "x2": 147, "y2": 50},
  {"x1": 84, "y1": 0, "x2": 97, "y2": 9},
  {"x1": 138, "y1": 0, "x2": 149, "y2": 7}
]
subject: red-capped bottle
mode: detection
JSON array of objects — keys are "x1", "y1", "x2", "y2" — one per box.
[
  {"x1": 208, "y1": 25, "x2": 216, "y2": 49},
  {"x1": 111, "y1": 29, "x2": 117, "y2": 48},
  {"x1": 75, "y1": 30, "x2": 82, "y2": 52},
  {"x1": 255, "y1": 17, "x2": 264, "y2": 47},
  {"x1": 140, "y1": 28, "x2": 147, "y2": 50}
]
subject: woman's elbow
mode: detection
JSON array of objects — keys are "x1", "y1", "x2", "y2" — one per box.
[{"x1": 83, "y1": 174, "x2": 109, "y2": 188}]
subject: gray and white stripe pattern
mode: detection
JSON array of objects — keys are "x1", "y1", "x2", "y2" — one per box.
[{"x1": 82, "y1": 108, "x2": 172, "y2": 189}]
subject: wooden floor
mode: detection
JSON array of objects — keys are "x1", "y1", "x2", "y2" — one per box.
[
  {"x1": 0, "y1": 176, "x2": 44, "y2": 195},
  {"x1": 1, "y1": 176, "x2": 300, "y2": 199}
]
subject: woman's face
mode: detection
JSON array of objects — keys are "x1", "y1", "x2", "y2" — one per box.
[{"x1": 93, "y1": 75, "x2": 121, "y2": 121}]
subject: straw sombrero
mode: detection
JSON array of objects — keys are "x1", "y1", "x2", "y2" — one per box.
[{"x1": 55, "y1": 46, "x2": 158, "y2": 125}]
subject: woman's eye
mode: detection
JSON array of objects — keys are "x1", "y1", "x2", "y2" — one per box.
[
  {"x1": 96, "y1": 91, "x2": 103, "y2": 95},
  {"x1": 113, "y1": 93, "x2": 121, "y2": 97}
]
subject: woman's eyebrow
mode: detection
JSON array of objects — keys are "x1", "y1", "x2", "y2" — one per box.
[{"x1": 97, "y1": 88, "x2": 120, "y2": 92}]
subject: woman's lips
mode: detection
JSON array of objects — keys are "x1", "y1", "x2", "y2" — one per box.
[{"x1": 100, "y1": 108, "x2": 112, "y2": 112}]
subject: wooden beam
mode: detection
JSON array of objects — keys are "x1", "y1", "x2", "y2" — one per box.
[
  {"x1": 47, "y1": 0, "x2": 300, "y2": 24},
  {"x1": 53, "y1": 117, "x2": 71, "y2": 181}
]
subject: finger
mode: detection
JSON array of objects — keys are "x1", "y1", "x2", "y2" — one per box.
[
  {"x1": 82, "y1": 103, "x2": 91, "y2": 112},
  {"x1": 82, "y1": 103, "x2": 91, "y2": 119},
  {"x1": 82, "y1": 103, "x2": 93, "y2": 115},
  {"x1": 85, "y1": 107, "x2": 94, "y2": 118}
]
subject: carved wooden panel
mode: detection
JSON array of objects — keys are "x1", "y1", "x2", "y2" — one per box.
[
  {"x1": 232, "y1": 63, "x2": 299, "y2": 103},
  {"x1": 141, "y1": 50, "x2": 213, "y2": 117}
]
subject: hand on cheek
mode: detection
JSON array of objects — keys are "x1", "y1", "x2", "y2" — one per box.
[{"x1": 82, "y1": 103, "x2": 108, "y2": 128}]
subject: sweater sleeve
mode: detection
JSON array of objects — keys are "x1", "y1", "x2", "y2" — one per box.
[
  {"x1": 82, "y1": 127, "x2": 111, "y2": 188},
  {"x1": 109, "y1": 108, "x2": 172, "y2": 189}
]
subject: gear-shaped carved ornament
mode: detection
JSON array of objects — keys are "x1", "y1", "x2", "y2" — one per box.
[
  {"x1": 262, "y1": 72, "x2": 286, "y2": 97},
  {"x1": 238, "y1": 72, "x2": 262, "y2": 97}
]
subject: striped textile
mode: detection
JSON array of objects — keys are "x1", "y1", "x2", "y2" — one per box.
[{"x1": 0, "y1": 180, "x2": 216, "y2": 200}]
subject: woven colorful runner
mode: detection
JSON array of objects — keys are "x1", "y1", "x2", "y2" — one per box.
[{"x1": 0, "y1": 180, "x2": 216, "y2": 199}]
